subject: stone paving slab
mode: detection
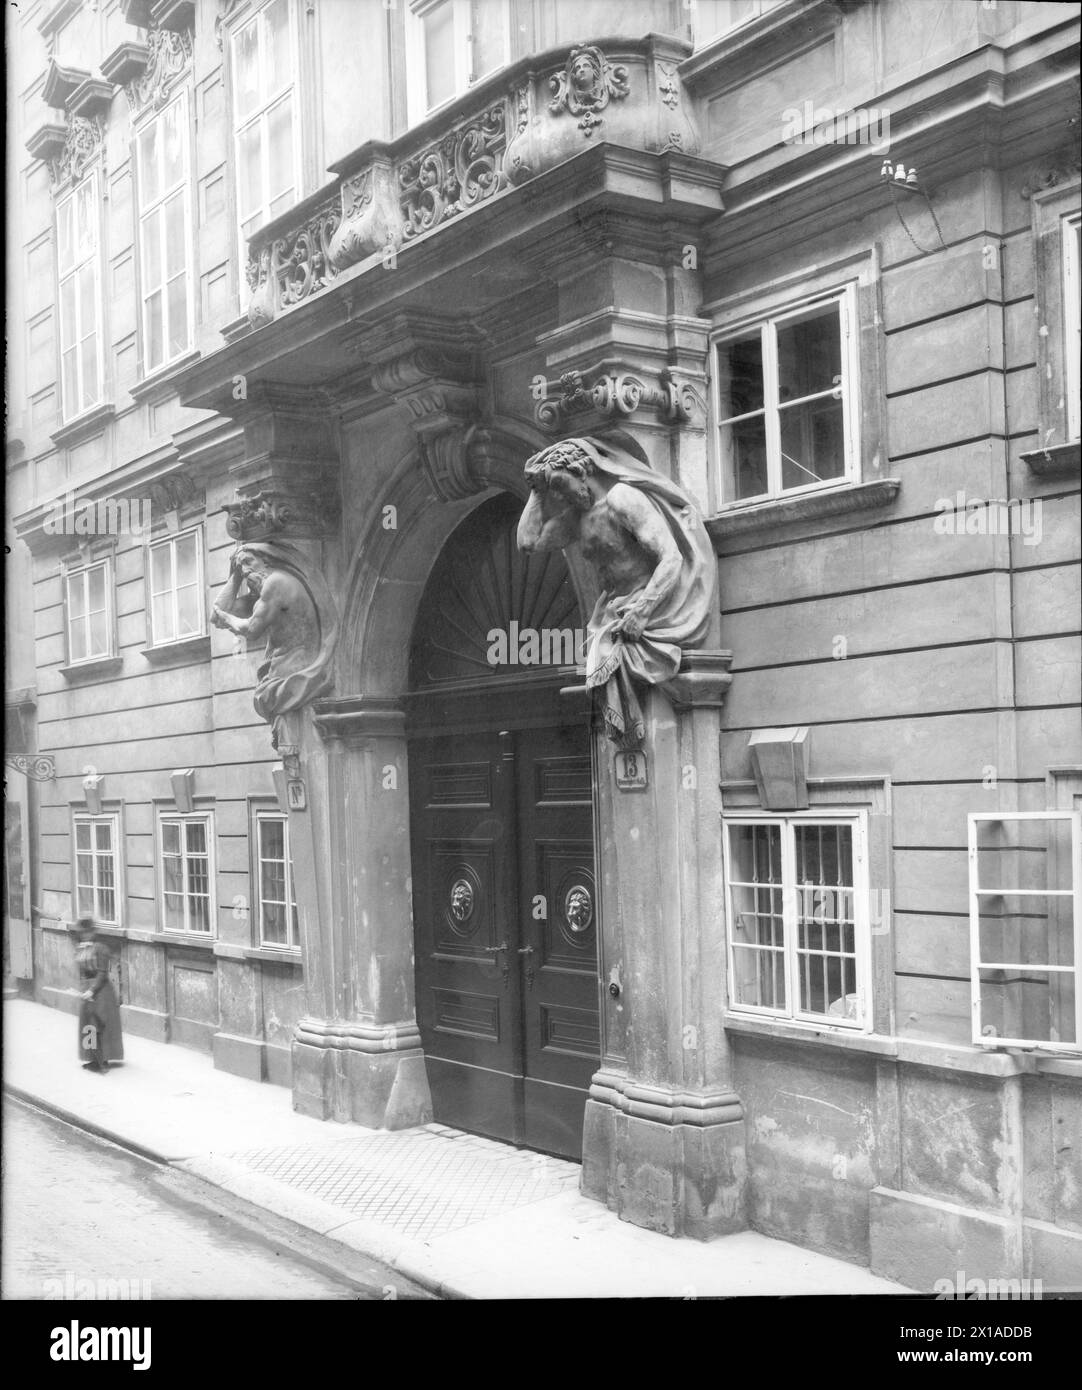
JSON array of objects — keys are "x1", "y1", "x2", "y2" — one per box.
[{"x1": 4, "y1": 998, "x2": 913, "y2": 1299}]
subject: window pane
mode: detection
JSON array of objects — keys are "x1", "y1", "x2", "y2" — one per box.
[
  {"x1": 267, "y1": 98, "x2": 294, "y2": 211},
  {"x1": 779, "y1": 395, "x2": 845, "y2": 490},
  {"x1": 188, "y1": 891, "x2": 210, "y2": 933},
  {"x1": 98, "y1": 886, "x2": 116, "y2": 922},
  {"x1": 716, "y1": 331, "x2": 764, "y2": 418},
  {"x1": 186, "y1": 821, "x2": 207, "y2": 855},
  {"x1": 265, "y1": 0, "x2": 292, "y2": 94},
  {"x1": 161, "y1": 100, "x2": 184, "y2": 188},
  {"x1": 62, "y1": 349, "x2": 79, "y2": 413},
  {"x1": 143, "y1": 215, "x2": 162, "y2": 293},
  {"x1": 139, "y1": 122, "x2": 160, "y2": 205},
  {"x1": 77, "y1": 885, "x2": 95, "y2": 915},
  {"x1": 68, "y1": 573, "x2": 87, "y2": 621},
  {"x1": 76, "y1": 821, "x2": 92, "y2": 850},
  {"x1": 80, "y1": 336, "x2": 100, "y2": 410},
  {"x1": 163, "y1": 891, "x2": 185, "y2": 930},
  {"x1": 979, "y1": 968, "x2": 1075, "y2": 1046},
  {"x1": 78, "y1": 267, "x2": 97, "y2": 342},
  {"x1": 69, "y1": 617, "x2": 88, "y2": 663},
  {"x1": 424, "y1": 3, "x2": 456, "y2": 109},
  {"x1": 470, "y1": 0, "x2": 505, "y2": 79},
  {"x1": 94, "y1": 822, "x2": 112, "y2": 852},
  {"x1": 58, "y1": 199, "x2": 73, "y2": 271},
  {"x1": 165, "y1": 195, "x2": 186, "y2": 277},
  {"x1": 777, "y1": 303, "x2": 841, "y2": 402},
  {"x1": 88, "y1": 609, "x2": 108, "y2": 656},
  {"x1": 162, "y1": 821, "x2": 181, "y2": 855},
  {"x1": 175, "y1": 534, "x2": 198, "y2": 586},
  {"x1": 237, "y1": 122, "x2": 263, "y2": 222},
  {"x1": 152, "y1": 592, "x2": 174, "y2": 643},
  {"x1": 720, "y1": 414, "x2": 768, "y2": 501},
  {"x1": 150, "y1": 541, "x2": 172, "y2": 595},
  {"x1": 262, "y1": 901, "x2": 287, "y2": 945},
  {"x1": 75, "y1": 181, "x2": 96, "y2": 258},
  {"x1": 167, "y1": 274, "x2": 188, "y2": 357},
  {"x1": 233, "y1": 20, "x2": 262, "y2": 120},
  {"x1": 146, "y1": 290, "x2": 164, "y2": 371},
  {"x1": 261, "y1": 856, "x2": 286, "y2": 905},
  {"x1": 86, "y1": 565, "x2": 106, "y2": 612},
  {"x1": 176, "y1": 585, "x2": 201, "y2": 636},
  {"x1": 77, "y1": 852, "x2": 94, "y2": 885},
  {"x1": 728, "y1": 823, "x2": 785, "y2": 1010},
  {"x1": 60, "y1": 277, "x2": 77, "y2": 349},
  {"x1": 260, "y1": 818, "x2": 285, "y2": 860}
]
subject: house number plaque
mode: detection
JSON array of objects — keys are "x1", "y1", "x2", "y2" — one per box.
[{"x1": 614, "y1": 750, "x2": 648, "y2": 790}]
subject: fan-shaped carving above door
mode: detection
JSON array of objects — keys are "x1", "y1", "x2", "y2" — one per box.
[{"x1": 409, "y1": 492, "x2": 583, "y2": 689}]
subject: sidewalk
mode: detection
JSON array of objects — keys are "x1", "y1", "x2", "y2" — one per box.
[{"x1": 4, "y1": 998, "x2": 911, "y2": 1299}]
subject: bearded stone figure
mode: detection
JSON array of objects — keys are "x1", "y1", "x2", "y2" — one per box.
[
  {"x1": 211, "y1": 540, "x2": 338, "y2": 748},
  {"x1": 516, "y1": 436, "x2": 717, "y2": 749}
]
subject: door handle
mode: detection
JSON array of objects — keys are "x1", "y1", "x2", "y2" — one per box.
[
  {"x1": 518, "y1": 943, "x2": 536, "y2": 989},
  {"x1": 482, "y1": 940, "x2": 510, "y2": 981},
  {"x1": 516, "y1": 945, "x2": 534, "y2": 956},
  {"x1": 483, "y1": 941, "x2": 509, "y2": 953}
]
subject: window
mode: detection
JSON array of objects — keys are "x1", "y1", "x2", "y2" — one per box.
[
  {"x1": 65, "y1": 560, "x2": 113, "y2": 664},
  {"x1": 74, "y1": 814, "x2": 120, "y2": 924},
  {"x1": 147, "y1": 530, "x2": 204, "y2": 645},
  {"x1": 232, "y1": 0, "x2": 297, "y2": 254},
  {"x1": 56, "y1": 174, "x2": 102, "y2": 419},
  {"x1": 713, "y1": 288, "x2": 859, "y2": 506},
  {"x1": 160, "y1": 814, "x2": 214, "y2": 934},
  {"x1": 1064, "y1": 212, "x2": 1080, "y2": 441},
  {"x1": 406, "y1": 0, "x2": 510, "y2": 123},
  {"x1": 968, "y1": 812, "x2": 1080, "y2": 1054},
  {"x1": 136, "y1": 92, "x2": 191, "y2": 373},
  {"x1": 691, "y1": 0, "x2": 783, "y2": 48},
  {"x1": 723, "y1": 814, "x2": 871, "y2": 1029},
  {"x1": 255, "y1": 812, "x2": 299, "y2": 949}
]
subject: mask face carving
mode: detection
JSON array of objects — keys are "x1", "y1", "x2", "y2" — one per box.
[
  {"x1": 565, "y1": 886, "x2": 593, "y2": 933},
  {"x1": 548, "y1": 45, "x2": 630, "y2": 135},
  {"x1": 450, "y1": 879, "x2": 475, "y2": 923}
]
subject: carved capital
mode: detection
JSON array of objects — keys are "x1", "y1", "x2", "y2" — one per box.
[
  {"x1": 223, "y1": 485, "x2": 337, "y2": 543},
  {"x1": 536, "y1": 363, "x2": 705, "y2": 431}
]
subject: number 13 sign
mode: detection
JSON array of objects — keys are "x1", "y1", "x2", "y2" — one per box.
[{"x1": 614, "y1": 750, "x2": 648, "y2": 790}]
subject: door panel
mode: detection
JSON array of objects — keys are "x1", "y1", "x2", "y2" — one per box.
[{"x1": 410, "y1": 719, "x2": 598, "y2": 1160}]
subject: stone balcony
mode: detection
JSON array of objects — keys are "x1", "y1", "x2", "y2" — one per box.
[{"x1": 244, "y1": 32, "x2": 702, "y2": 329}]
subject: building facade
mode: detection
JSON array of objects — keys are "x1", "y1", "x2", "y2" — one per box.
[{"x1": 5, "y1": 0, "x2": 1081, "y2": 1290}]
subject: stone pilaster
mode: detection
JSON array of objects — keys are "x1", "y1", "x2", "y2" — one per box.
[
  {"x1": 288, "y1": 699, "x2": 432, "y2": 1129},
  {"x1": 582, "y1": 653, "x2": 747, "y2": 1239}
]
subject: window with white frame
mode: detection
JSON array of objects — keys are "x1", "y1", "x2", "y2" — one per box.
[
  {"x1": 713, "y1": 287, "x2": 859, "y2": 506},
  {"x1": 147, "y1": 529, "x2": 204, "y2": 645},
  {"x1": 723, "y1": 814, "x2": 871, "y2": 1028},
  {"x1": 690, "y1": 0, "x2": 783, "y2": 48},
  {"x1": 968, "y1": 812, "x2": 1080, "y2": 1054},
  {"x1": 232, "y1": 0, "x2": 297, "y2": 277},
  {"x1": 136, "y1": 91, "x2": 192, "y2": 373},
  {"x1": 65, "y1": 560, "x2": 113, "y2": 664},
  {"x1": 74, "y1": 813, "x2": 120, "y2": 924},
  {"x1": 160, "y1": 813, "x2": 214, "y2": 934},
  {"x1": 255, "y1": 811, "x2": 299, "y2": 949},
  {"x1": 1064, "y1": 211, "x2": 1080, "y2": 441},
  {"x1": 56, "y1": 174, "x2": 103, "y2": 419},
  {"x1": 406, "y1": 0, "x2": 510, "y2": 124}
]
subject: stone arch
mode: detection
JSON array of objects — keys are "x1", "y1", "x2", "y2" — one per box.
[{"x1": 337, "y1": 416, "x2": 598, "y2": 697}]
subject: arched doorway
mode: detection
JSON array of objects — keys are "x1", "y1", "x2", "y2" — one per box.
[{"x1": 406, "y1": 492, "x2": 599, "y2": 1160}]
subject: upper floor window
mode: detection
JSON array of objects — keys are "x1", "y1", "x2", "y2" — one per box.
[
  {"x1": 1064, "y1": 211, "x2": 1080, "y2": 441},
  {"x1": 57, "y1": 174, "x2": 102, "y2": 420},
  {"x1": 136, "y1": 91, "x2": 192, "y2": 374},
  {"x1": 147, "y1": 529, "x2": 205, "y2": 646},
  {"x1": 406, "y1": 0, "x2": 510, "y2": 124},
  {"x1": 65, "y1": 559, "x2": 113, "y2": 665},
  {"x1": 712, "y1": 287, "x2": 859, "y2": 506},
  {"x1": 160, "y1": 812, "x2": 215, "y2": 935},
  {"x1": 74, "y1": 813, "x2": 120, "y2": 925},
  {"x1": 232, "y1": 0, "x2": 297, "y2": 249},
  {"x1": 254, "y1": 811, "x2": 299, "y2": 949},
  {"x1": 723, "y1": 814, "x2": 872, "y2": 1031},
  {"x1": 691, "y1": 0, "x2": 782, "y2": 47},
  {"x1": 968, "y1": 812, "x2": 1080, "y2": 1054}
]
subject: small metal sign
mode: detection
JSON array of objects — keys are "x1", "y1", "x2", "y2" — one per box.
[
  {"x1": 286, "y1": 779, "x2": 307, "y2": 810},
  {"x1": 614, "y1": 749, "x2": 648, "y2": 790}
]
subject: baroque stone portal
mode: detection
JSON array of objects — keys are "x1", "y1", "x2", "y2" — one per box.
[
  {"x1": 516, "y1": 437, "x2": 716, "y2": 748},
  {"x1": 211, "y1": 540, "x2": 338, "y2": 748}
]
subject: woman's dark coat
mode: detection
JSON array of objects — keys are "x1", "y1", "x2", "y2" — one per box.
[{"x1": 77, "y1": 939, "x2": 124, "y2": 1064}]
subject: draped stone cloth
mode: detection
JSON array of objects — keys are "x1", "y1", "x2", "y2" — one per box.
[{"x1": 527, "y1": 437, "x2": 717, "y2": 748}]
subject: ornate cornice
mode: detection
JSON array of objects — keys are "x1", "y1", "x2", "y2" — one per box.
[
  {"x1": 223, "y1": 486, "x2": 337, "y2": 542},
  {"x1": 124, "y1": 22, "x2": 192, "y2": 116},
  {"x1": 47, "y1": 115, "x2": 105, "y2": 189},
  {"x1": 536, "y1": 364, "x2": 703, "y2": 431}
]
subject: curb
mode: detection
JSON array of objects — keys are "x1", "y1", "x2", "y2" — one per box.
[{"x1": 5, "y1": 1083, "x2": 174, "y2": 1166}]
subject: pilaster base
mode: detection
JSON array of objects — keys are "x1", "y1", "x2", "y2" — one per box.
[
  {"x1": 291, "y1": 1019, "x2": 433, "y2": 1129},
  {"x1": 120, "y1": 1003, "x2": 170, "y2": 1043},
  {"x1": 582, "y1": 1088, "x2": 748, "y2": 1240}
]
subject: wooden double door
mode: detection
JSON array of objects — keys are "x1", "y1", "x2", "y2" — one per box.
[{"x1": 409, "y1": 717, "x2": 599, "y2": 1160}]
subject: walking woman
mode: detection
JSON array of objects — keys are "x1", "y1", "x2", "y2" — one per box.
[{"x1": 74, "y1": 918, "x2": 123, "y2": 1073}]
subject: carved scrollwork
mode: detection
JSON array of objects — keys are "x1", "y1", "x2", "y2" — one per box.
[
  {"x1": 124, "y1": 24, "x2": 193, "y2": 115},
  {"x1": 536, "y1": 365, "x2": 701, "y2": 430},
  {"x1": 5, "y1": 754, "x2": 56, "y2": 782},
  {"x1": 657, "y1": 65, "x2": 680, "y2": 110},
  {"x1": 48, "y1": 116, "x2": 104, "y2": 187},
  {"x1": 398, "y1": 102, "x2": 507, "y2": 239},
  {"x1": 223, "y1": 488, "x2": 335, "y2": 542},
  {"x1": 549, "y1": 44, "x2": 630, "y2": 136},
  {"x1": 146, "y1": 473, "x2": 205, "y2": 519},
  {"x1": 246, "y1": 196, "x2": 342, "y2": 324}
]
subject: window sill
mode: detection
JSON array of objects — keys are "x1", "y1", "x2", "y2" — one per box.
[
  {"x1": 140, "y1": 633, "x2": 211, "y2": 665},
  {"x1": 1021, "y1": 440, "x2": 1080, "y2": 478},
  {"x1": 128, "y1": 350, "x2": 203, "y2": 406},
  {"x1": 213, "y1": 941, "x2": 303, "y2": 966},
  {"x1": 50, "y1": 403, "x2": 116, "y2": 451},
  {"x1": 725, "y1": 1012, "x2": 890, "y2": 1055},
  {"x1": 706, "y1": 477, "x2": 900, "y2": 541},
  {"x1": 59, "y1": 654, "x2": 123, "y2": 682}
]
